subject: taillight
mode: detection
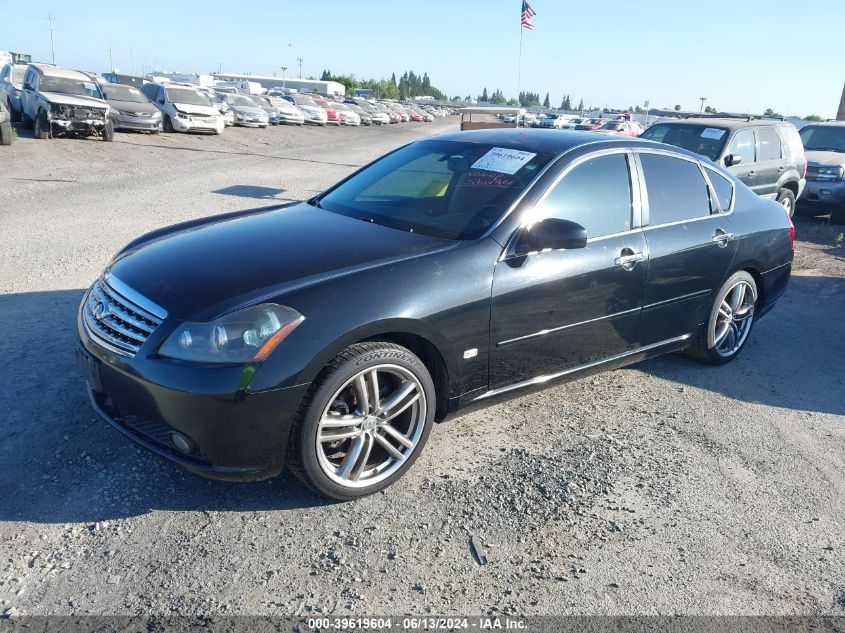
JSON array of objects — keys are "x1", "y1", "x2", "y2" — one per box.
[{"x1": 786, "y1": 207, "x2": 795, "y2": 249}]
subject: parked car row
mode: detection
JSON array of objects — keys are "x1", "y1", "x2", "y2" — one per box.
[{"x1": 0, "y1": 61, "x2": 452, "y2": 141}]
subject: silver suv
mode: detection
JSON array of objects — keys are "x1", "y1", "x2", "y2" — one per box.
[
  {"x1": 20, "y1": 63, "x2": 113, "y2": 141},
  {"x1": 798, "y1": 121, "x2": 845, "y2": 224}
]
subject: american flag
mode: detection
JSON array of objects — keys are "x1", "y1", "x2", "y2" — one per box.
[{"x1": 521, "y1": 1, "x2": 536, "y2": 30}]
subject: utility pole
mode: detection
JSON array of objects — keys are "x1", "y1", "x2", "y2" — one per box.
[
  {"x1": 130, "y1": 48, "x2": 134, "y2": 75},
  {"x1": 281, "y1": 66, "x2": 287, "y2": 89},
  {"x1": 48, "y1": 12, "x2": 56, "y2": 64},
  {"x1": 108, "y1": 44, "x2": 113, "y2": 72},
  {"x1": 837, "y1": 83, "x2": 845, "y2": 121},
  {"x1": 699, "y1": 96, "x2": 708, "y2": 114},
  {"x1": 297, "y1": 57, "x2": 303, "y2": 79}
]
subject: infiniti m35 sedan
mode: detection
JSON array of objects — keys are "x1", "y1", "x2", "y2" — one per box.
[{"x1": 77, "y1": 129, "x2": 794, "y2": 499}]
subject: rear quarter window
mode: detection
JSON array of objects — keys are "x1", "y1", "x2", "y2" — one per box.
[{"x1": 705, "y1": 168, "x2": 734, "y2": 212}]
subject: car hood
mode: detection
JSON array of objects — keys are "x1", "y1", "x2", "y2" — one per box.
[
  {"x1": 172, "y1": 103, "x2": 218, "y2": 116},
  {"x1": 40, "y1": 92, "x2": 108, "y2": 109},
  {"x1": 805, "y1": 150, "x2": 845, "y2": 167},
  {"x1": 107, "y1": 99, "x2": 159, "y2": 115},
  {"x1": 108, "y1": 202, "x2": 453, "y2": 320},
  {"x1": 231, "y1": 105, "x2": 265, "y2": 116}
]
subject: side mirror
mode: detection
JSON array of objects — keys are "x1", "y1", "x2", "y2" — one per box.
[
  {"x1": 524, "y1": 218, "x2": 588, "y2": 253},
  {"x1": 725, "y1": 154, "x2": 742, "y2": 167}
]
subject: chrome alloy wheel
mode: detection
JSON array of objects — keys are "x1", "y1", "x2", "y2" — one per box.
[
  {"x1": 713, "y1": 280, "x2": 756, "y2": 357},
  {"x1": 316, "y1": 364, "x2": 426, "y2": 488},
  {"x1": 780, "y1": 196, "x2": 794, "y2": 215}
]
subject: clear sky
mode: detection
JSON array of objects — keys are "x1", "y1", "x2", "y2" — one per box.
[{"x1": 3, "y1": 0, "x2": 843, "y2": 117}]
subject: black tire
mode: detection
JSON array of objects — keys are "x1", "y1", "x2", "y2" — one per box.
[
  {"x1": 0, "y1": 121, "x2": 12, "y2": 146},
  {"x1": 685, "y1": 270, "x2": 758, "y2": 365},
  {"x1": 831, "y1": 203, "x2": 845, "y2": 225},
  {"x1": 776, "y1": 188, "x2": 796, "y2": 217},
  {"x1": 162, "y1": 115, "x2": 173, "y2": 133},
  {"x1": 288, "y1": 342, "x2": 435, "y2": 500},
  {"x1": 34, "y1": 110, "x2": 50, "y2": 140},
  {"x1": 102, "y1": 121, "x2": 114, "y2": 142}
]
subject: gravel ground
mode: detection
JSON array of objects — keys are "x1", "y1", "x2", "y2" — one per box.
[{"x1": 0, "y1": 120, "x2": 843, "y2": 618}]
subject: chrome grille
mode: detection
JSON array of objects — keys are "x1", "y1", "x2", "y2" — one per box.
[{"x1": 83, "y1": 279, "x2": 163, "y2": 357}]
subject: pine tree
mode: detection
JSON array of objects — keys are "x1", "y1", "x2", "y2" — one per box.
[
  {"x1": 577, "y1": 98, "x2": 584, "y2": 111},
  {"x1": 481, "y1": 87, "x2": 489, "y2": 102},
  {"x1": 543, "y1": 92, "x2": 550, "y2": 108}
]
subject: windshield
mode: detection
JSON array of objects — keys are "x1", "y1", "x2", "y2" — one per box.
[
  {"x1": 225, "y1": 94, "x2": 256, "y2": 107},
  {"x1": 601, "y1": 122, "x2": 623, "y2": 130},
  {"x1": 293, "y1": 95, "x2": 317, "y2": 107},
  {"x1": 799, "y1": 126, "x2": 845, "y2": 153},
  {"x1": 166, "y1": 87, "x2": 213, "y2": 106},
  {"x1": 639, "y1": 123, "x2": 729, "y2": 161},
  {"x1": 103, "y1": 85, "x2": 147, "y2": 103},
  {"x1": 39, "y1": 76, "x2": 103, "y2": 99},
  {"x1": 315, "y1": 140, "x2": 554, "y2": 240}
]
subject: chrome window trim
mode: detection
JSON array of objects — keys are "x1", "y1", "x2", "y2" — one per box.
[{"x1": 700, "y1": 165, "x2": 736, "y2": 214}]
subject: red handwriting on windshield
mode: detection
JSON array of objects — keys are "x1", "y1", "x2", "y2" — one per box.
[{"x1": 463, "y1": 170, "x2": 515, "y2": 188}]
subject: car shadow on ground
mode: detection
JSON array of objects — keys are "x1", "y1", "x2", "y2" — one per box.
[
  {"x1": 0, "y1": 273, "x2": 841, "y2": 524},
  {"x1": 212, "y1": 185, "x2": 291, "y2": 200}
]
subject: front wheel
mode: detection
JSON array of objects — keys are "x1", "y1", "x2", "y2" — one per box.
[
  {"x1": 101, "y1": 121, "x2": 114, "y2": 142},
  {"x1": 34, "y1": 110, "x2": 50, "y2": 139},
  {"x1": 685, "y1": 271, "x2": 758, "y2": 365},
  {"x1": 0, "y1": 121, "x2": 12, "y2": 146},
  {"x1": 288, "y1": 342, "x2": 435, "y2": 500},
  {"x1": 776, "y1": 188, "x2": 796, "y2": 217},
  {"x1": 162, "y1": 115, "x2": 173, "y2": 133}
]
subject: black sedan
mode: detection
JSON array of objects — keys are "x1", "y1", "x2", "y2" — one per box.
[{"x1": 77, "y1": 129, "x2": 794, "y2": 499}]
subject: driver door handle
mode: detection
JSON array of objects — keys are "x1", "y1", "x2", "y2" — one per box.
[
  {"x1": 614, "y1": 250, "x2": 646, "y2": 270},
  {"x1": 712, "y1": 229, "x2": 734, "y2": 247}
]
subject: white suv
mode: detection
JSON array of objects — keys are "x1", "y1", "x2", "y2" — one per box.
[
  {"x1": 20, "y1": 64, "x2": 113, "y2": 141},
  {"x1": 140, "y1": 82, "x2": 224, "y2": 134}
]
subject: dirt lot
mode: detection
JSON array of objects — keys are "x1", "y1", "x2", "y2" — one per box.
[{"x1": 0, "y1": 120, "x2": 843, "y2": 618}]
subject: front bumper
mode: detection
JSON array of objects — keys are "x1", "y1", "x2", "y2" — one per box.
[
  {"x1": 116, "y1": 113, "x2": 162, "y2": 131},
  {"x1": 172, "y1": 115, "x2": 224, "y2": 134},
  {"x1": 279, "y1": 113, "x2": 305, "y2": 125},
  {"x1": 77, "y1": 312, "x2": 308, "y2": 481},
  {"x1": 799, "y1": 179, "x2": 845, "y2": 210}
]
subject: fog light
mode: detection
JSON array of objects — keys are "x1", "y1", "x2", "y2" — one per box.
[{"x1": 169, "y1": 431, "x2": 195, "y2": 454}]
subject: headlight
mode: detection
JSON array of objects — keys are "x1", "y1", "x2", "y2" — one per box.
[
  {"x1": 159, "y1": 304, "x2": 304, "y2": 364},
  {"x1": 812, "y1": 166, "x2": 845, "y2": 181},
  {"x1": 173, "y1": 111, "x2": 188, "y2": 119}
]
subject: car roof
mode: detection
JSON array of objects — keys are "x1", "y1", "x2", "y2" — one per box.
[
  {"x1": 28, "y1": 63, "x2": 91, "y2": 81},
  {"x1": 801, "y1": 120, "x2": 845, "y2": 127},
  {"x1": 428, "y1": 128, "x2": 678, "y2": 157}
]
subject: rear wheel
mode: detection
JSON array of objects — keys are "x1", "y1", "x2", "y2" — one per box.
[
  {"x1": 776, "y1": 188, "x2": 796, "y2": 217},
  {"x1": 685, "y1": 271, "x2": 758, "y2": 365},
  {"x1": 288, "y1": 342, "x2": 435, "y2": 500}
]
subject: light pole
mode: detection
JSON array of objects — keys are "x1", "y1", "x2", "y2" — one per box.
[
  {"x1": 281, "y1": 66, "x2": 287, "y2": 89},
  {"x1": 699, "y1": 96, "x2": 708, "y2": 114},
  {"x1": 297, "y1": 57, "x2": 303, "y2": 79}
]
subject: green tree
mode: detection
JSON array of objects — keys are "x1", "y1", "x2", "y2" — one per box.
[
  {"x1": 480, "y1": 87, "x2": 489, "y2": 102},
  {"x1": 803, "y1": 114, "x2": 823, "y2": 122},
  {"x1": 577, "y1": 98, "x2": 584, "y2": 111},
  {"x1": 674, "y1": 104, "x2": 681, "y2": 111},
  {"x1": 543, "y1": 92, "x2": 550, "y2": 108}
]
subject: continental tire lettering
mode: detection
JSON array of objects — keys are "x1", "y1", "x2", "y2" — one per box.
[{"x1": 355, "y1": 351, "x2": 416, "y2": 366}]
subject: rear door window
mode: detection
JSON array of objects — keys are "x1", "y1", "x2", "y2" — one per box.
[
  {"x1": 757, "y1": 127, "x2": 782, "y2": 161},
  {"x1": 727, "y1": 129, "x2": 756, "y2": 165},
  {"x1": 640, "y1": 153, "x2": 711, "y2": 225}
]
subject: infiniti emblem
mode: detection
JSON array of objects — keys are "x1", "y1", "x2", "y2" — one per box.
[{"x1": 93, "y1": 301, "x2": 110, "y2": 321}]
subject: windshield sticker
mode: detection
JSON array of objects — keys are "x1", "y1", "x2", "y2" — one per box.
[
  {"x1": 463, "y1": 170, "x2": 516, "y2": 188},
  {"x1": 701, "y1": 127, "x2": 726, "y2": 140},
  {"x1": 471, "y1": 147, "x2": 537, "y2": 174},
  {"x1": 83, "y1": 82, "x2": 96, "y2": 91}
]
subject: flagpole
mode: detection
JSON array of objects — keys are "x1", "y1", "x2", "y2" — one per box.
[{"x1": 517, "y1": 17, "x2": 523, "y2": 107}]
